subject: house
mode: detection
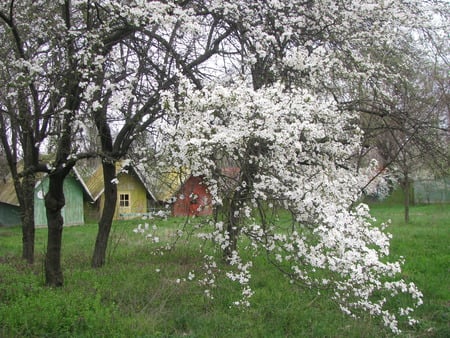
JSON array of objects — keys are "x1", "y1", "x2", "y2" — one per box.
[
  {"x1": 0, "y1": 173, "x2": 21, "y2": 226},
  {"x1": 141, "y1": 167, "x2": 213, "y2": 217},
  {"x1": 0, "y1": 201, "x2": 21, "y2": 226},
  {"x1": 80, "y1": 161, "x2": 156, "y2": 221},
  {"x1": 172, "y1": 175, "x2": 213, "y2": 217},
  {"x1": 0, "y1": 170, "x2": 87, "y2": 227},
  {"x1": 34, "y1": 171, "x2": 87, "y2": 226},
  {"x1": 154, "y1": 167, "x2": 241, "y2": 217}
]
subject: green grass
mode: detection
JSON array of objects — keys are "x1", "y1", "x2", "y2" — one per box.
[
  {"x1": 370, "y1": 204, "x2": 450, "y2": 337},
  {"x1": 0, "y1": 204, "x2": 449, "y2": 337}
]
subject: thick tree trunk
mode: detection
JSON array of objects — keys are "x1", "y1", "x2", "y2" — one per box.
[
  {"x1": 92, "y1": 161, "x2": 117, "y2": 268},
  {"x1": 21, "y1": 174, "x2": 36, "y2": 264},
  {"x1": 44, "y1": 172, "x2": 66, "y2": 287}
]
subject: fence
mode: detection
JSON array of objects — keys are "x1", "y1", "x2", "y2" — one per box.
[{"x1": 414, "y1": 177, "x2": 450, "y2": 204}]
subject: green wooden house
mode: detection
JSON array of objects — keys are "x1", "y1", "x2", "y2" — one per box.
[
  {"x1": 0, "y1": 170, "x2": 88, "y2": 227},
  {"x1": 0, "y1": 175, "x2": 21, "y2": 226},
  {"x1": 34, "y1": 172, "x2": 86, "y2": 226},
  {"x1": 0, "y1": 201, "x2": 21, "y2": 226}
]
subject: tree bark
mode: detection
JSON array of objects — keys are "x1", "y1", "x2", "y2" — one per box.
[
  {"x1": 1, "y1": 100, "x2": 38, "y2": 264},
  {"x1": 20, "y1": 174, "x2": 35, "y2": 264},
  {"x1": 90, "y1": 62, "x2": 118, "y2": 268},
  {"x1": 403, "y1": 173, "x2": 410, "y2": 224},
  {"x1": 224, "y1": 193, "x2": 240, "y2": 262},
  {"x1": 222, "y1": 141, "x2": 262, "y2": 261},
  {"x1": 44, "y1": 172, "x2": 65, "y2": 287},
  {"x1": 92, "y1": 160, "x2": 117, "y2": 268}
]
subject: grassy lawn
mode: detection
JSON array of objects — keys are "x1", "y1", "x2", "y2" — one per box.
[
  {"x1": 370, "y1": 203, "x2": 450, "y2": 338},
  {"x1": 0, "y1": 204, "x2": 448, "y2": 337}
]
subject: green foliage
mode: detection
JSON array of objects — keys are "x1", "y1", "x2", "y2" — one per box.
[{"x1": 0, "y1": 204, "x2": 449, "y2": 337}]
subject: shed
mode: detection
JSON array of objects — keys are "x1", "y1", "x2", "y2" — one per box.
[
  {"x1": 0, "y1": 170, "x2": 88, "y2": 227},
  {"x1": 143, "y1": 167, "x2": 189, "y2": 203},
  {"x1": 0, "y1": 202, "x2": 21, "y2": 227},
  {"x1": 145, "y1": 167, "x2": 240, "y2": 217},
  {"x1": 34, "y1": 173, "x2": 86, "y2": 226},
  {"x1": 81, "y1": 161, "x2": 156, "y2": 221},
  {"x1": 173, "y1": 175, "x2": 213, "y2": 217},
  {"x1": 0, "y1": 176, "x2": 21, "y2": 226}
]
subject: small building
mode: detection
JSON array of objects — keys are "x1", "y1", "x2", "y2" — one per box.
[
  {"x1": 81, "y1": 161, "x2": 156, "y2": 221},
  {"x1": 0, "y1": 170, "x2": 87, "y2": 227},
  {"x1": 0, "y1": 175, "x2": 21, "y2": 226},
  {"x1": 0, "y1": 202, "x2": 21, "y2": 227},
  {"x1": 148, "y1": 167, "x2": 240, "y2": 217},
  {"x1": 173, "y1": 176, "x2": 213, "y2": 217},
  {"x1": 34, "y1": 173, "x2": 87, "y2": 226}
]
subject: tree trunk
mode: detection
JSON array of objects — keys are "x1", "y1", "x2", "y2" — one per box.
[
  {"x1": 44, "y1": 172, "x2": 66, "y2": 287},
  {"x1": 222, "y1": 142, "x2": 262, "y2": 261},
  {"x1": 21, "y1": 174, "x2": 36, "y2": 264},
  {"x1": 1, "y1": 112, "x2": 38, "y2": 264},
  {"x1": 223, "y1": 188, "x2": 242, "y2": 262},
  {"x1": 92, "y1": 161, "x2": 117, "y2": 268},
  {"x1": 403, "y1": 174, "x2": 410, "y2": 224}
]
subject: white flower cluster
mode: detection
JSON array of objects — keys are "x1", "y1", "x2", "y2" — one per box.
[
  {"x1": 198, "y1": 255, "x2": 219, "y2": 300},
  {"x1": 225, "y1": 251, "x2": 254, "y2": 308}
]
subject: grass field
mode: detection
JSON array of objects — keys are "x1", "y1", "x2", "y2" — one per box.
[{"x1": 0, "y1": 203, "x2": 449, "y2": 337}]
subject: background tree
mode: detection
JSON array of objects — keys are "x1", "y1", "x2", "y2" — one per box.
[
  {"x1": 1, "y1": 0, "x2": 138, "y2": 285},
  {"x1": 358, "y1": 35, "x2": 449, "y2": 222},
  {"x1": 82, "y1": 1, "x2": 243, "y2": 268},
  {"x1": 0, "y1": 144, "x2": 9, "y2": 180},
  {"x1": 0, "y1": 1, "x2": 59, "y2": 264}
]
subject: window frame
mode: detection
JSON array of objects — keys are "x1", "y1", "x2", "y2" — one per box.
[{"x1": 119, "y1": 193, "x2": 130, "y2": 208}]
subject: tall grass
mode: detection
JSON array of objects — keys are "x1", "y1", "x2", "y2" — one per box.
[{"x1": 0, "y1": 204, "x2": 448, "y2": 337}]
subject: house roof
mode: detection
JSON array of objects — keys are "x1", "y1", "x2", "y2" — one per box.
[
  {"x1": 0, "y1": 177, "x2": 19, "y2": 206},
  {"x1": 81, "y1": 165, "x2": 105, "y2": 202},
  {"x1": 143, "y1": 167, "x2": 190, "y2": 202},
  {"x1": 81, "y1": 160, "x2": 157, "y2": 202}
]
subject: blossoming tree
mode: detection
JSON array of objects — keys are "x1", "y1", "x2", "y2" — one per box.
[
  {"x1": 158, "y1": 80, "x2": 423, "y2": 333},
  {"x1": 84, "y1": 0, "x2": 239, "y2": 268},
  {"x1": 120, "y1": 0, "x2": 445, "y2": 333},
  {"x1": 0, "y1": 1, "x2": 90, "y2": 272}
]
